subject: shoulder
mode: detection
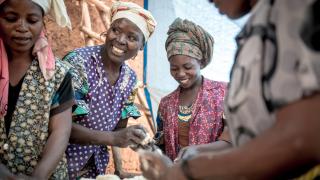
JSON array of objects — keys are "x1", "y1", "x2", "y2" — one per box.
[
  {"x1": 160, "y1": 88, "x2": 179, "y2": 105},
  {"x1": 63, "y1": 45, "x2": 102, "y2": 62},
  {"x1": 55, "y1": 58, "x2": 70, "y2": 75},
  {"x1": 123, "y1": 64, "x2": 137, "y2": 80},
  {"x1": 203, "y1": 78, "x2": 227, "y2": 91}
]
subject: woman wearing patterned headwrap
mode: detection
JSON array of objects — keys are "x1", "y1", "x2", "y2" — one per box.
[
  {"x1": 0, "y1": 0, "x2": 73, "y2": 179},
  {"x1": 62, "y1": 1, "x2": 157, "y2": 179},
  {"x1": 154, "y1": 18, "x2": 231, "y2": 161}
]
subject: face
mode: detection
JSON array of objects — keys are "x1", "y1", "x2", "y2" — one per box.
[
  {"x1": 104, "y1": 18, "x2": 144, "y2": 65},
  {"x1": 0, "y1": 0, "x2": 44, "y2": 53},
  {"x1": 169, "y1": 55, "x2": 202, "y2": 89},
  {"x1": 210, "y1": 0, "x2": 256, "y2": 19}
]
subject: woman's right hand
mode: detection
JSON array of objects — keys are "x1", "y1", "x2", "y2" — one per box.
[
  {"x1": 174, "y1": 145, "x2": 199, "y2": 163},
  {"x1": 112, "y1": 125, "x2": 147, "y2": 147}
]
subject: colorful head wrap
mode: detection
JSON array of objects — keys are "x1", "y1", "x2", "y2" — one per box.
[
  {"x1": 0, "y1": 0, "x2": 71, "y2": 117},
  {"x1": 110, "y1": 1, "x2": 157, "y2": 42},
  {"x1": 165, "y1": 18, "x2": 214, "y2": 69}
]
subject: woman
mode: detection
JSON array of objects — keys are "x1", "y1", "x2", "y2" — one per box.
[
  {"x1": 155, "y1": 18, "x2": 230, "y2": 161},
  {"x1": 62, "y1": 1, "x2": 157, "y2": 179},
  {"x1": 0, "y1": 0, "x2": 73, "y2": 179},
  {"x1": 141, "y1": 0, "x2": 320, "y2": 179}
]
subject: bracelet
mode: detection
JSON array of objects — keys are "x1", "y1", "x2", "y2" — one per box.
[{"x1": 181, "y1": 158, "x2": 195, "y2": 180}]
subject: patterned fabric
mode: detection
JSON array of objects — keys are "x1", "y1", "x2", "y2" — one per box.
[
  {"x1": 0, "y1": 59, "x2": 71, "y2": 179},
  {"x1": 110, "y1": 1, "x2": 157, "y2": 41},
  {"x1": 165, "y1": 18, "x2": 214, "y2": 69},
  {"x1": 225, "y1": 0, "x2": 320, "y2": 178},
  {"x1": 62, "y1": 45, "x2": 141, "y2": 179},
  {"x1": 157, "y1": 78, "x2": 227, "y2": 160}
]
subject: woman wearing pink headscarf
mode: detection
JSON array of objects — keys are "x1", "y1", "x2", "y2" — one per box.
[{"x1": 0, "y1": 0, "x2": 73, "y2": 179}]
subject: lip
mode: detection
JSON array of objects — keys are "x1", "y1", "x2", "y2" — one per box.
[
  {"x1": 178, "y1": 79, "x2": 189, "y2": 85},
  {"x1": 12, "y1": 37, "x2": 31, "y2": 45}
]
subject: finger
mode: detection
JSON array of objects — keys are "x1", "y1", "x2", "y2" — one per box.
[
  {"x1": 175, "y1": 148, "x2": 187, "y2": 163},
  {"x1": 139, "y1": 151, "x2": 161, "y2": 179},
  {"x1": 132, "y1": 129, "x2": 147, "y2": 141}
]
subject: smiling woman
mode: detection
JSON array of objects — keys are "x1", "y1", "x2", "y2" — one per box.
[
  {"x1": 61, "y1": 1, "x2": 157, "y2": 179},
  {"x1": 0, "y1": 0, "x2": 73, "y2": 179},
  {"x1": 154, "y1": 18, "x2": 230, "y2": 161}
]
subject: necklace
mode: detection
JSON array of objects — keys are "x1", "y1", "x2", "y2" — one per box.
[{"x1": 178, "y1": 104, "x2": 193, "y2": 122}]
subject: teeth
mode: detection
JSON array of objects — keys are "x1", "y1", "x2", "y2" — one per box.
[
  {"x1": 180, "y1": 79, "x2": 188, "y2": 84},
  {"x1": 112, "y1": 46, "x2": 124, "y2": 54}
]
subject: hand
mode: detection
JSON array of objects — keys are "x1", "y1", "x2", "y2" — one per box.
[
  {"x1": 174, "y1": 145, "x2": 199, "y2": 163},
  {"x1": 139, "y1": 151, "x2": 175, "y2": 180},
  {"x1": 112, "y1": 125, "x2": 147, "y2": 147}
]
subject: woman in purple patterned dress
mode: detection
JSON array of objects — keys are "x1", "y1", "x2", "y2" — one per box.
[{"x1": 62, "y1": 1, "x2": 156, "y2": 179}]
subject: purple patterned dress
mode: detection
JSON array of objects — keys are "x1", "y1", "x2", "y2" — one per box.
[{"x1": 63, "y1": 45, "x2": 140, "y2": 179}]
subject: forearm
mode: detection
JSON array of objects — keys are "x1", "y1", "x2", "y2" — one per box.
[
  {"x1": 112, "y1": 146, "x2": 123, "y2": 173},
  {"x1": 196, "y1": 140, "x2": 232, "y2": 154},
  {"x1": 69, "y1": 123, "x2": 115, "y2": 145},
  {"x1": 188, "y1": 122, "x2": 317, "y2": 179},
  {"x1": 32, "y1": 126, "x2": 71, "y2": 178}
]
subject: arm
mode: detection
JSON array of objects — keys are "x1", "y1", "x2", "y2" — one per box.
[
  {"x1": 177, "y1": 93, "x2": 320, "y2": 179},
  {"x1": 141, "y1": 93, "x2": 320, "y2": 180},
  {"x1": 32, "y1": 108, "x2": 72, "y2": 179},
  {"x1": 70, "y1": 123, "x2": 147, "y2": 147}
]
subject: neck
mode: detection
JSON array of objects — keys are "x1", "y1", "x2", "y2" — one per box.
[
  {"x1": 101, "y1": 45, "x2": 121, "y2": 74},
  {"x1": 181, "y1": 76, "x2": 203, "y2": 93},
  {"x1": 8, "y1": 49, "x2": 33, "y2": 64},
  {"x1": 179, "y1": 76, "x2": 203, "y2": 106}
]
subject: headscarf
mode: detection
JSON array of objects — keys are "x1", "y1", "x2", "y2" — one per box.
[
  {"x1": 110, "y1": 1, "x2": 157, "y2": 42},
  {"x1": 0, "y1": 0, "x2": 71, "y2": 117},
  {"x1": 165, "y1": 18, "x2": 214, "y2": 68}
]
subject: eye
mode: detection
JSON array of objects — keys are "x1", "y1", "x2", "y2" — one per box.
[
  {"x1": 27, "y1": 17, "x2": 40, "y2": 24},
  {"x1": 170, "y1": 67, "x2": 178, "y2": 71},
  {"x1": 128, "y1": 35, "x2": 138, "y2": 42},
  {"x1": 112, "y1": 27, "x2": 120, "y2": 34},
  {"x1": 184, "y1": 65, "x2": 193, "y2": 70},
  {"x1": 4, "y1": 15, "x2": 17, "y2": 22}
]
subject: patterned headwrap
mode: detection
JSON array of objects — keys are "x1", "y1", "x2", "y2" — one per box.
[
  {"x1": 110, "y1": 1, "x2": 157, "y2": 42},
  {"x1": 0, "y1": 0, "x2": 71, "y2": 117},
  {"x1": 165, "y1": 18, "x2": 214, "y2": 69}
]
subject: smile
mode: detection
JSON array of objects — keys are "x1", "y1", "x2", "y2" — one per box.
[
  {"x1": 12, "y1": 37, "x2": 31, "y2": 45},
  {"x1": 111, "y1": 46, "x2": 125, "y2": 56},
  {"x1": 179, "y1": 79, "x2": 189, "y2": 84}
]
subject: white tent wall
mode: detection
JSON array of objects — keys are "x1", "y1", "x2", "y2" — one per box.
[{"x1": 146, "y1": 0, "x2": 245, "y2": 127}]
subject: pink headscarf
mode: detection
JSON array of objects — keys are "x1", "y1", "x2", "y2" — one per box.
[
  {"x1": 0, "y1": 39, "x2": 8, "y2": 117},
  {"x1": 0, "y1": 0, "x2": 61, "y2": 117}
]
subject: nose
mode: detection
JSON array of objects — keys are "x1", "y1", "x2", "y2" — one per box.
[
  {"x1": 176, "y1": 69, "x2": 186, "y2": 77},
  {"x1": 16, "y1": 19, "x2": 28, "y2": 32},
  {"x1": 117, "y1": 33, "x2": 126, "y2": 45}
]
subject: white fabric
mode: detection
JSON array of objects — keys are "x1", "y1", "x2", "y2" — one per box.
[
  {"x1": 112, "y1": 11, "x2": 149, "y2": 41},
  {"x1": 32, "y1": 0, "x2": 71, "y2": 29}
]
